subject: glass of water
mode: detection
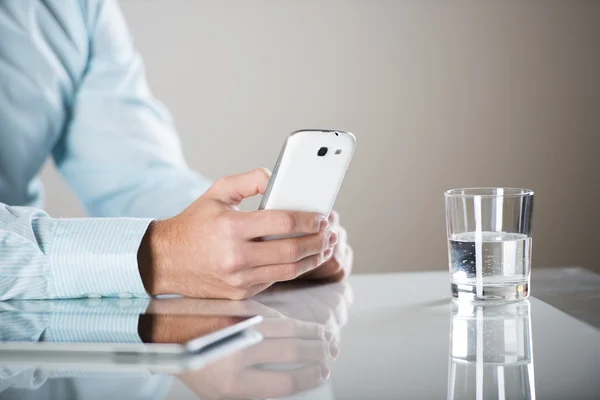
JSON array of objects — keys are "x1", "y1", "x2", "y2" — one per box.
[{"x1": 445, "y1": 188, "x2": 534, "y2": 301}]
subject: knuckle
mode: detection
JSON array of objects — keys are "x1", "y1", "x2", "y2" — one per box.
[
  {"x1": 303, "y1": 253, "x2": 320, "y2": 269},
  {"x1": 314, "y1": 214, "x2": 324, "y2": 232},
  {"x1": 217, "y1": 214, "x2": 238, "y2": 236},
  {"x1": 278, "y1": 213, "x2": 297, "y2": 233},
  {"x1": 225, "y1": 273, "x2": 245, "y2": 288},
  {"x1": 229, "y1": 288, "x2": 251, "y2": 300},
  {"x1": 281, "y1": 264, "x2": 300, "y2": 281},
  {"x1": 254, "y1": 167, "x2": 271, "y2": 180},
  {"x1": 223, "y1": 251, "x2": 247, "y2": 271},
  {"x1": 320, "y1": 233, "x2": 330, "y2": 250},
  {"x1": 282, "y1": 242, "x2": 301, "y2": 261},
  {"x1": 309, "y1": 254, "x2": 321, "y2": 268}
]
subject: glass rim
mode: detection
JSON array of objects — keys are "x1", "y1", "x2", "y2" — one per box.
[{"x1": 445, "y1": 187, "x2": 534, "y2": 198}]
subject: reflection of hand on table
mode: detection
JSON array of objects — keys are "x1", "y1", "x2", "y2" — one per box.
[
  {"x1": 179, "y1": 328, "x2": 331, "y2": 399},
  {"x1": 173, "y1": 281, "x2": 352, "y2": 399},
  {"x1": 255, "y1": 280, "x2": 353, "y2": 343}
]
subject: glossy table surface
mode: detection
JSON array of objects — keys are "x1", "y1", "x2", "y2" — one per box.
[{"x1": 1, "y1": 267, "x2": 599, "y2": 400}]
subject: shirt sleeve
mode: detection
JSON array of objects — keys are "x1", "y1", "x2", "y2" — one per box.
[
  {"x1": 52, "y1": 0, "x2": 211, "y2": 220},
  {"x1": 0, "y1": 203, "x2": 151, "y2": 300}
]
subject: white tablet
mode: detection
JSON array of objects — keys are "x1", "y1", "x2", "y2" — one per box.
[{"x1": 0, "y1": 313, "x2": 263, "y2": 373}]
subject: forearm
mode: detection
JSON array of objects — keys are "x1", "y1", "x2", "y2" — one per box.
[{"x1": 0, "y1": 203, "x2": 151, "y2": 300}]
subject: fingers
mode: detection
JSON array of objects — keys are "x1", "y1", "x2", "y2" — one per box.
[
  {"x1": 207, "y1": 168, "x2": 271, "y2": 206},
  {"x1": 239, "y1": 210, "x2": 328, "y2": 239},
  {"x1": 245, "y1": 230, "x2": 336, "y2": 266},
  {"x1": 237, "y1": 254, "x2": 323, "y2": 286}
]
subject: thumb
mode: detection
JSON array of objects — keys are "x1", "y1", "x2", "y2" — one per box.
[{"x1": 207, "y1": 168, "x2": 272, "y2": 206}]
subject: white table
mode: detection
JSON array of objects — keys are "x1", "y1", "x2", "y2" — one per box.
[{"x1": 1, "y1": 269, "x2": 599, "y2": 400}]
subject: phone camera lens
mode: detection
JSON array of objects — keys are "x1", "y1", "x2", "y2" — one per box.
[{"x1": 317, "y1": 147, "x2": 328, "y2": 157}]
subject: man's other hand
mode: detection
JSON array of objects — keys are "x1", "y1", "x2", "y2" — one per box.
[{"x1": 297, "y1": 210, "x2": 353, "y2": 282}]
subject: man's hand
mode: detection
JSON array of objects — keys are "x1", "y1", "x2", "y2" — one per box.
[
  {"x1": 298, "y1": 210, "x2": 353, "y2": 282},
  {"x1": 137, "y1": 168, "x2": 338, "y2": 299}
]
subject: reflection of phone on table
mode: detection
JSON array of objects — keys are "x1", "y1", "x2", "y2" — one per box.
[{"x1": 259, "y1": 129, "x2": 355, "y2": 239}]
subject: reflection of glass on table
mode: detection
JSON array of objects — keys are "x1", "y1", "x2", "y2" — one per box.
[{"x1": 448, "y1": 300, "x2": 535, "y2": 400}]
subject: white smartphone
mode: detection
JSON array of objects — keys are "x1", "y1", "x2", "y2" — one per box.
[{"x1": 259, "y1": 129, "x2": 356, "y2": 218}]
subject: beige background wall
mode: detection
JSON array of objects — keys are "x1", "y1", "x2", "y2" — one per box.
[{"x1": 41, "y1": 0, "x2": 600, "y2": 274}]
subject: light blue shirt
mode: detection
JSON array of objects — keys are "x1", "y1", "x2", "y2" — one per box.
[{"x1": 0, "y1": 0, "x2": 211, "y2": 299}]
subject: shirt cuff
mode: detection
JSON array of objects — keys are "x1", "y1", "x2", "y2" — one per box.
[{"x1": 49, "y1": 218, "x2": 153, "y2": 298}]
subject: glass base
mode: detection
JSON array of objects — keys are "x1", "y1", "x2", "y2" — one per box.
[{"x1": 452, "y1": 282, "x2": 529, "y2": 301}]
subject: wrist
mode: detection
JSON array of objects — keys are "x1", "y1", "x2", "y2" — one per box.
[{"x1": 137, "y1": 220, "x2": 173, "y2": 295}]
